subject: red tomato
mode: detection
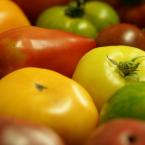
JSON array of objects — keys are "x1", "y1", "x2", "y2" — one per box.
[
  {"x1": 118, "y1": 4, "x2": 145, "y2": 28},
  {"x1": 96, "y1": 23, "x2": 145, "y2": 50},
  {"x1": 0, "y1": 26, "x2": 96, "y2": 78},
  {"x1": 12, "y1": 0, "x2": 70, "y2": 23}
]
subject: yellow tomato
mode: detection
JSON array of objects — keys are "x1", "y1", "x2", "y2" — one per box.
[
  {"x1": 0, "y1": 67, "x2": 98, "y2": 145},
  {"x1": 73, "y1": 46, "x2": 145, "y2": 111},
  {"x1": 0, "y1": 0, "x2": 30, "y2": 32}
]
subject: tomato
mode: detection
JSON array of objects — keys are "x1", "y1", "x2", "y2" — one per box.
[
  {"x1": 118, "y1": 3, "x2": 145, "y2": 28},
  {"x1": 96, "y1": 23, "x2": 145, "y2": 50},
  {"x1": 36, "y1": 1, "x2": 119, "y2": 38},
  {"x1": 104, "y1": 0, "x2": 145, "y2": 28},
  {"x1": 0, "y1": 67, "x2": 98, "y2": 145},
  {"x1": 0, "y1": 0, "x2": 30, "y2": 33},
  {"x1": 85, "y1": 119, "x2": 145, "y2": 145},
  {"x1": 0, "y1": 26, "x2": 96, "y2": 78},
  {"x1": 12, "y1": 0, "x2": 70, "y2": 23},
  {"x1": 73, "y1": 46, "x2": 145, "y2": 111},
  {"x1": 0, "y1": 115, "x2": 65, "y2": 145},
  {"x1": 84, "y1": 1, "x2": 119, "y2": 32}
]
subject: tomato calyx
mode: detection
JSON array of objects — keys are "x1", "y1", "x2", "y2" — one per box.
[
  {"x1": 35, "y1": 83, "x2": 47, "y2": 91},
  {"x1": 107, "y1": 56, "x2": 145, "y2": 79},
  {"x1": 65, "y1": 0, "x2": 85, "y2": 18}
]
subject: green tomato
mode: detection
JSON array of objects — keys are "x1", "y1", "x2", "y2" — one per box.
[
  {"x1": 73, "y1": 46, "x2": 145, "y2": 111},
  {"x1": 36, "y1": 1, "x2": 119, "y2": 38},
  {"x1": 36, "y1": 6, "x2": 97, "y2": 38},
  {"x1": 84, "y1": 1, "x2": 120, "y2": 32}
]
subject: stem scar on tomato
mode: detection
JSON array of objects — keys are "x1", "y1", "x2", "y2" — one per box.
[
  {"x1": 107, "y1": 56, "x2": 145, "y2": 80},
  {"x1": 35, "y1": 83, "x2": 47, "y2": 91},
  {"x1": 65, "y1": 0, "x2": 85, "y2": 18}
]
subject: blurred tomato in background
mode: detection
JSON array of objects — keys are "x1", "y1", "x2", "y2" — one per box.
[
  {"x1": 0, "y1": 115, "x2": 66, "y2": 145},
  {"x1": 0, "y1": 0, "x2": 30, "y2": 33},
  {"x1": 12, "y1": 0, "x2": 70, "y2": 23},
  {"x1": 104, "y1": 0, "x2": 145, "y2": 28}
]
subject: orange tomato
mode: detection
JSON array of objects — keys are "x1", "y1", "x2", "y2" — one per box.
[
  {"x1": 0, "y1": 0, "x2": 30, "y2": 32},
  {"x1": 0, "y1": 67, "x2": 98, "y2": 145}
]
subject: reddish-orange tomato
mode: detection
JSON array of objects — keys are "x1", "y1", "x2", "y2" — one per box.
[
  {"x1": 0, "y1": 0, "x2": 30, "y2": 33},
  {"x1": 0, "y1": 26, "x2": 96, "y2": 78}
]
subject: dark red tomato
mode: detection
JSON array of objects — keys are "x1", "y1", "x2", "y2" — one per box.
[
  {"x1": 0, "y1": 115, "x2": 65, "y2": 145},
  {"x1": 12, "y1": 0, "x2": 70, "y2": 23},
  {"x1": 0, "y1": 26, "x2": 96, "y2": 78},
  {"x1": 103, "y1": 0, "x2": 121, "y2": 7},
  {"x1": 96, "y1": 23, "x2": 145, "y2": 50},
  {"x1": 118, "y1": 3, "x2": 145, "y2": 28},
  {"x1": 104, "y1": 0, "x2": 145, "y2": 28}
]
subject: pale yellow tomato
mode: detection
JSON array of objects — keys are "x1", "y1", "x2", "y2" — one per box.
[
  {"x1": 73, "y1": 46, "x2": 145, "y2": 111},
  {"x1": 0, "y1": 67, "x2": 98, "y2": 145}
]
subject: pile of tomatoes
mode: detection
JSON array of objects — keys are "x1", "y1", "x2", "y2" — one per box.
[{"x1": 0, "y1": 0, "x2": 145, "y2": 145}]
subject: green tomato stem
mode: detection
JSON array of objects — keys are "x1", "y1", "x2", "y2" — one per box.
[
  {"x1": 65, "y1": 0, "x2": 85, "y2": 18},
  {"x1": 107, "y1": 56, "x2": 145, "y2": 79}
]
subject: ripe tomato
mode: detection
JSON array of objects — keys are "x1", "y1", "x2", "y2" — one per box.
[
  {"x1": 96, "y1": 23, "x2": 145, "y2": 50},
  {"x1": 73, "y1": 46, "x2": 145, "y2": 111},
  {"x1": 0, "y1": 115, "x2": 65, "y2": 145},
  {"x1": 0, "y1": 26, "x2": 96, "y2": 78},
  {"x1": 0, "y1": 67, "x2": 98, "y2": 145},
  {"x1": 0, "y1": 0, "x2": 30, "y2": 33}
]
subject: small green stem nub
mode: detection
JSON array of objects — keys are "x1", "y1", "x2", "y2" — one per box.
[{"x1": 65, "y1": 0, "x2": 85, "y2": 18}]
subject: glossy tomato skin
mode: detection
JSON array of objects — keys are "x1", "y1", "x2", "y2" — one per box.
[
  {"x1": 0, "y1": 0, "x2": 30, "y2": 33},
  {"x1": 36, "y1": 6, "x2": 97, "y2": 39},
  {"x1": 96, "y1": 23, "x2": 145, "y2": 50},
  {"x1": 0, "y1": 26, "x2": 96, "y2": 78},
  {"x1": 73, "y1": 46, "x2": 145, "y2": 111},
  {"x1": 0, "y1": 67, "x2": 98, "y2": 145},
  {"x1": 13, "y1": 0, "x2": 70, "y2": 23},
  {"x1": 85, "y1": 119, "x2": 145, "y2": 145},
  {"x1": 0, "y1": 116, "x2": 65, "y2": 145},
  {"x1": 84, "y1": 1, "x2": 119, "y2": 32}
]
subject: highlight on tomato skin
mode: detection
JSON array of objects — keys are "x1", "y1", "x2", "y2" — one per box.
[
  {"x1": 0, "y1": 26, "x2": 96, "y2": 78},
  {"x1": 0, "y1": 67, "x2": 98, "y2": 145},
  {"x1": 85, "y1": 119, "x2": 145, "y2": 145},
  {"x1": 73, "y1": 45, "x2": 145, "y2": 111},
  {"x1": 36, "y1": 0, "x2": 119, "y2": 39},
  {"x1": 96, "y1": 23, "x2": 145, "y2": 50},
  {"x1": 0, "y1": 115, "x2": 66, "y2": 145}
]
